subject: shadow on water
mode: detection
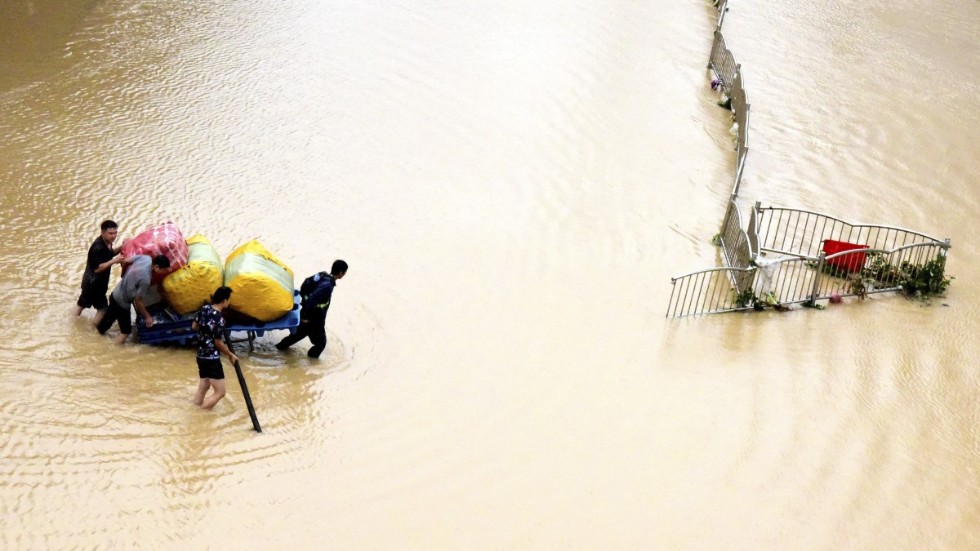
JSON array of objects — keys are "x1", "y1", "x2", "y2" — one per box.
[{"x1": 0, "y1": 0, "x2": 100, "y2": 91}]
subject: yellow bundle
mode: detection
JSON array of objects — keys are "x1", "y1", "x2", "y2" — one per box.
[
  {"x1": 161, "y1": 235, "x2": 224, "y2": 314},
  {"x1": 224, "y1": 239, "x2": 294, "y2": 321}
]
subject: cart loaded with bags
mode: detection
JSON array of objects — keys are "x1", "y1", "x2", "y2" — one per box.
[{"x1": 125, "y1": 223, "x2": 300, "y2": 350}]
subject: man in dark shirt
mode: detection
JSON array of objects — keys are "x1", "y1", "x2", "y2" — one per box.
[
  {"x1": 276, "y1": 259, "x2": 348, "y2": 359},
  {"x1": 74, "y1": 220, "x2": 127, "y2": 324}
]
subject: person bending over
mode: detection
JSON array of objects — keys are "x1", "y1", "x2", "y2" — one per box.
[
  {"x1": 96, "y1": 254, "x2": 170, "y2": 344},
  {"x1": 192, "y1": 286, "x2": 239, "y2": 410}
]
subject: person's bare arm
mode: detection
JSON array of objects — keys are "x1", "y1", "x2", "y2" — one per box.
[
  {"x1": 215, "y1": 338, "x2": 239, "y2": 364},
  {"x1": 133, "y1": 296, "x2": 154, "y2": 328},
  {"x1": 94, "y1": 254, "x2": 125, "y2": 274}
]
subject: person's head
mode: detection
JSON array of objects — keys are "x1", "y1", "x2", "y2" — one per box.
[
  {"x1": 100, "y1": 220, "x2": 119, "y2": 243},
  {"x1": 211, "y1": 286, "x2": 233, "y2": 306},
  {"x1": 151, "y1": 254, "x2": 171, "y2": 273},
  {"x1": 331, "y1": 259, "x2": 348, "y2": 279}
]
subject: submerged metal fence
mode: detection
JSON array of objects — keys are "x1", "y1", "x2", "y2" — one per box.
[
  {"x1": 669, "y1": 239, "x2": 951, "y2": 317},
  {"x1": 667, "y1": 267, "x2": 755, "y2": 318},
  {"x1": 730, "y1": 74, "x2": 749, "y2": 194},
  {"x1": 720, "y1": 200, "x2": 754, "y2": 272},
  {"x1": 755, "y1": 204, "x2": 947, "y2": 258},
  {"x1": 665, "y1": 2, "x2": 952, "y2": 318},
  {"x1": 750, "y1": 255, "x2": 818, "y2": 305},
  {"x1": 714, "y1": 0, "x2": 728, "y2": 28},
  {"x1": 708, "y1": 29, "x2": 750, "y2": 199},
  {"x1": 709, "y1": 31, "x2": 737, "y2": 93},
  {"x1": 806, "y1": 242, "x2": 950, "y2": 301}
]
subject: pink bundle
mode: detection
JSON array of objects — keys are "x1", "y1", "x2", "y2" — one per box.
[{"x1": 122, "y1": 222, "x2": 189, "y2": 283}]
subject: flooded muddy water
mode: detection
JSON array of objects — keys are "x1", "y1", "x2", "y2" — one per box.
[{"x1": 1, "y1": 0, "x2": 977, "y2": 548}]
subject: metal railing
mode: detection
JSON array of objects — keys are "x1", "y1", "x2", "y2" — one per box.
[
  {"x1": 750, "y1": 255, "x2": 819, "y2": 305},
  {"x1": 754, "y1": 204, "x2": 947, "y2": 258},
  {"x1": 730, "y1": 74, "x2": 750, "y2": 196},
  {"x1": 806, "y1": 242, "x2": 950, "y2": 301},
  {"x1": 751, "y1": 241, "x2": 951, "y2": 306},
  {"x1": 667, "y1": 266, "x2": 755, "y2": 318},
  {"x1": 709, "y1": 31, "x2": 738, "y2": 98},
  {"x1": 668, "y1": 240, "x2": 951, "y2": 317},
  {"x1": 714, "y1": 0, "x2": 729, "y2": 29},
  {"x1": 708, "y1": 28, "x2": 750, "y2": 199},
  {"x1": 720, "y1": 200, "x2": 755, "y2": 272},
  {"x1": 665, "y1": 3, "x2": 952, "y2": 318}
]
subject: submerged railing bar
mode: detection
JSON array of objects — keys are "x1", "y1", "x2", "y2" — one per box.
[
  {"x1": 757, "y1": 248, "x2": 811, "y2": 260},
  {"x1": 695, "y1": 272, "x2": 710, "y2": 314},
  {"x1": 756, "y1": 207, "x2": 948, "y2": 245},
  {"x1": 716, "y1": 0, "x2": 729, "y2": 29}
]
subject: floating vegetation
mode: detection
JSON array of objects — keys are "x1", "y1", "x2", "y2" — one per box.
[
  {"x1": 718, "y1": 93, "x2": 732, "y2": 109},
  {"x1": 732, "y1": 288, "x2": 755, "y2": 308},
  {"x1": 891, "y1": 256, "x2": 952, "y2": 298},
  {"x1": 827, "y1": 252, "x2": 953, "y2": 301}
]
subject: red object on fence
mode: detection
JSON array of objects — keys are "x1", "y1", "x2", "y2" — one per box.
[{"x1": 822, "y1": 239, "x2": 867, "y2": 272}]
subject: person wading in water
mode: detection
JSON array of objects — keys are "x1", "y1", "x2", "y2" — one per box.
[
  {"x1": 192, "y1": 286, "x2": 239, "y2": 410},
  {"x1": 276, "y1": 259, "x2": 348, "y2": 359}
]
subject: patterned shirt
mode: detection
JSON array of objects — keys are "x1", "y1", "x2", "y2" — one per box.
[{"x1": 195, "y1": 305, "x2": 226, "y2": 359}]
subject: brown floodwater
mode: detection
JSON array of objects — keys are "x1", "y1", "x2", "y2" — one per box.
[{"x1": 1, "y1": 0, "x2": 978, "y2": 549}]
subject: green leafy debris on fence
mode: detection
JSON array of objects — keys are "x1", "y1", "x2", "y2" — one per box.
[{"x1": 849, "y1": 252, "x2": 953, "y2": 300}]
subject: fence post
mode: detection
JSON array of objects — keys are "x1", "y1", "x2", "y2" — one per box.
[
  {"x1": 708, "y1": 28, "x2": 719, "y2": 69},
  {"x1": 808, "y1": 252, "x2": 826, "y2": 305},
  {"x1": 736, "y1": 267, "x2": 756, "y2": 299},
  {"x1": 747, "y1": 202, "x2": 760, "y2": 257},
  {"x1": 719, "y1": 200, "x2": 732, "y2": 240},
  {"x1": 940, "y1": 238, "x2": 951, "y2": 267}
]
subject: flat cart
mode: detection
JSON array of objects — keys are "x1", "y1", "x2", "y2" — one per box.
[{"x1": 135, "y1": 290, "x2": 301, "y2": 351}]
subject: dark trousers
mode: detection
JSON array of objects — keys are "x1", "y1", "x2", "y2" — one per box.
[
  {"x1": 276, "y1": 313, "x2": 327, "y2": 358},
  {"x1": 97, "y1": 296, "x2": 132, "y2": 335}
]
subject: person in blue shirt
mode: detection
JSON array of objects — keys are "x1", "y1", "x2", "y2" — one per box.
[
  {"x1": 191, "y1": 286, "x2": 239, "y2": 409},
  {"x1": 276, "y1": 259, "x2": 348, "y2": 359}
]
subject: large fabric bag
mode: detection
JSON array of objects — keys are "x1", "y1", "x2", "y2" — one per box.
[
  {"x1": 161, "y1": 235, "x2": 224, "y2": 314},
  {"x1": 121, "y1": 222, "x2": 189, "y2": 284},
  {"x1": 224, "y1": 240, "x2": 294, "y2": 321}
]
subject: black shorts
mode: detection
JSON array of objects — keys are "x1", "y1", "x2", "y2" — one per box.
[
  {"x1": 197, "y1": 357, "x2": 225, "y2": 380},
  {"x1": 77, "y1": 283, "x2": 109, "y2": 310}
]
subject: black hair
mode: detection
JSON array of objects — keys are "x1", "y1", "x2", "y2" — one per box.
[
  {"x1": 331, "y1": 259, "x2": 348, "y2": 275},
  {"x1": 152, "y1": 255, "x2": 171, "y2": 269},
  {"x1": 101, "y1": 220, "x2": 118, "y2": 232},
  {"x1": 211, "y1": 286, "x2": 233, "y2": 304}
]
